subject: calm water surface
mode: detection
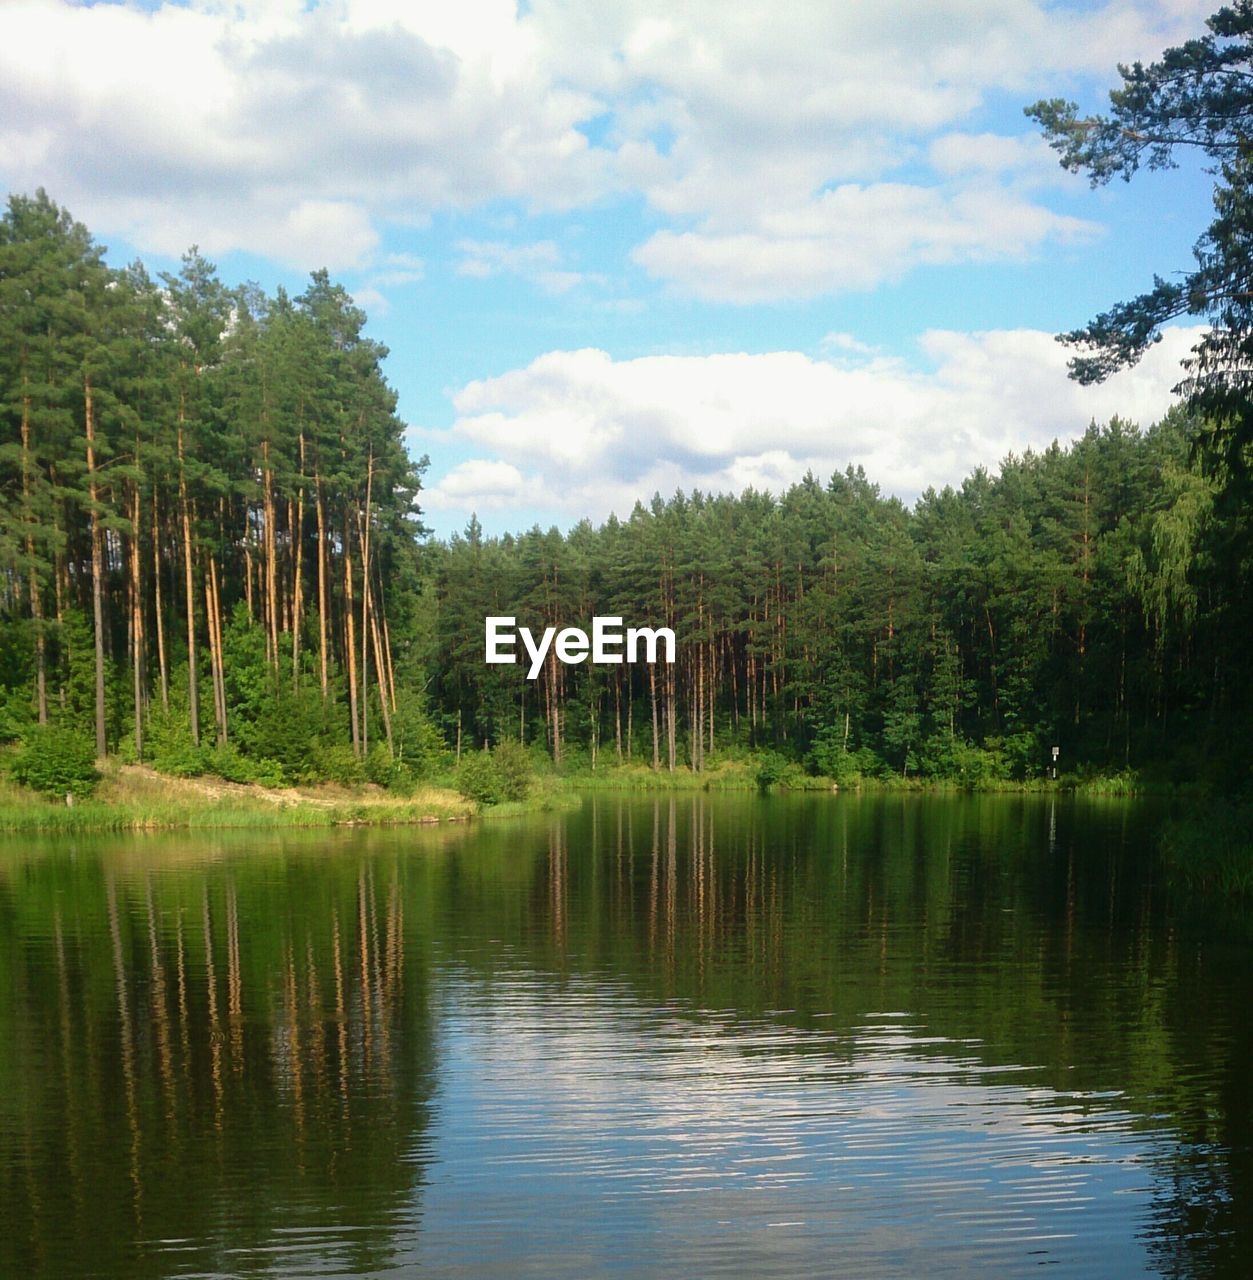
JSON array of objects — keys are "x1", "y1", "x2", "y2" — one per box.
[{"x1": 0, "y1": 794, "x2": 1250, "y2": 1277}]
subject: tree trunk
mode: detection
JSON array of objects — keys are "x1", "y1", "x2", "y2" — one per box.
[
  {"x1": 343, "y1": 517, "x2": 361, "y2": 756},
  {"x1": 666, "y1": 665, "x2": 676, "y2": 772},
  {"x1": 20, "y1": 394, "x2": 48, "y2": 724},
  {"x1": 152, "y1": 491, "x2": 169, "y2": 711},
  {"x1": 85, "y1": 375, "x2": 107, "y2": 759},
  {"x1": 204, "y1": 555, "x2": 226, "y2": 746},
  {"x1": 243, "y1": 510, "x2": 253, "y2": 621},
  {"x1": 649, "y1": 663, "x2": 659, "y2": 770},
  {"x1": 130, "y1": 482, "x2": 145, "y2": 761},
  {"x1": 292, "y1": 434, "x2": 306, "y2": 691},
  {"x1": 696, "y1": 638, "x2": 705, "y2": 772},
  {"x1": 263, "y1": 439, "x2": 278, "y2": 670},
  {"x1": 358, "y1": 450, "x2": 374, "y2": 754},
  {"x1": 369, "y1": 604, "x2": 393, "y2": 753},
  {"x1": 178, "y1": 422, "x2": 200, "y2": 746},
  {"x1": 315, "y1": 476, "x2": 329, "y2": 699},
  {"x1": 51, "y1": 485, "x2": 66, "y2": 712},
  {"x1": 381, "y1": 613, "x2": 397, "y2": 714}
]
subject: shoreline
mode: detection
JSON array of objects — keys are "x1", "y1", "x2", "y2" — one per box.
[
  {"x1": 0, "y1": 757, "x2": 1184, "y2": 836},
  {"x1": 2, "y1": 761, "x2": 1238, "y2": 901}
]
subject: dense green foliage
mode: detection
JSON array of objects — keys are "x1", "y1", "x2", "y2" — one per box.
[
  {"x1": 9, "y1": 725, "x2": 98, "y2": 799},
  {"x1": 427, "y1": 411, "x2": 1251, "y2": 790},
  {"x1": 455, "y1": 741, "x2": 535, "y2": 806},
  {"x1": 0, "y1": 190, "x2": 441, "y2": 792}
]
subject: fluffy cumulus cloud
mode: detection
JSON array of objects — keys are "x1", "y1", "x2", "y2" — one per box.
[
  {"x1": 631, "y1": 185, "x2": 1096, "y2": 303},
  {"x1": 0, "y1": 0, "x2": 1213, "y2": 290},
  {"x1": 422, "y1": 325, "x2": 1205, "y2": 522},
  {"x1": 565, "y1": 0, "x2": 1208, "y2": 299},
  {"x1": 0, "y1": 0, "x2": 605, "y2": 268}
]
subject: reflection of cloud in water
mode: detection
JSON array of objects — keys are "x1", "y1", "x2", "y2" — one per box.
[{"x1": 405, "y1": 975, "x2": 1163, "y2": 1276}]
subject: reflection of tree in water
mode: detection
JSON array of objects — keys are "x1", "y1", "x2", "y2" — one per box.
[
  {"x1": 0, "y1": 847, "x2": 437, "y2": 1278},
  {"x1": 0, "y1": 801, "x2": 1248, "y2": 1277},
  {"x1": 454, "y1": 794, "x2": 1252, "y2": 1279}
]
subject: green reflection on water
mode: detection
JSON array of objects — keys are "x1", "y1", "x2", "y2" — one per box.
[{"x1": 0, "y1": 793, "x2": 1248, "y2": 1277}]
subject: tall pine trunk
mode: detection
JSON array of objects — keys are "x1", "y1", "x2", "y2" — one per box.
[
  {"x1": 343, "y1": 515, "x2": 361, "y2": 757},
  {"x1": 21, "y1": 397, "x2": 48, "y2": 725},
  {"x1": 85, "y1": 375, "x2": 107, "y2": 758},
  {"x1": 358, "y1": 451, "x2": 374, "y2": 754},
  {"x1": 210, "y1": 555, "x2": 227, "y2": 742},
  {"x1": 292, "y1": 434, "x2": 306, "y2": 691},
  {"x1": 649, "y1": 663, "x2": 659, "y2": 770},
  {"x1": 178, "y1": 420, "x2": 199, "y2": 746},
  {"x1": 381, "y1": 613, "x2": 397, "y2": 714},
  {"x1": 263, "y1": 439, "x2": 278, "y2": 671},
  {"x1": 204, "y1": 554, "x2": 226, "y2": 746},
  {"x1": 369, "y1": 605, "x2": 394, "y2": 753},
  {"x1": 152, "y1": 491, "x2": 169, "y2": 711},
  {"x1": 130, "y1": 481, "x2": 145, "y2": 761},
  {"x1": 316, "y1": 475, "x2": 329, "y2": 699}
]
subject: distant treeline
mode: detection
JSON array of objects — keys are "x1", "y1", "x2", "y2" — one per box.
[
  {"x1": 1, "y1": 191, "x2": 1249, "y2": 793},
  {"x1": 430, "y1": 411, "x2": 1251, "y2": 787}
]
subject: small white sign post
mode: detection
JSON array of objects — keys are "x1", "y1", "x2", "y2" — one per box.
[{"x1": 1051, "y1": 745, "x2": 1060, "y2": 780}]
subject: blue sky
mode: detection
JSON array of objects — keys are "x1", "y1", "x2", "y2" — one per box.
[{"x1": 0, "y1": 0, "x2": 1217, "y2": 535}]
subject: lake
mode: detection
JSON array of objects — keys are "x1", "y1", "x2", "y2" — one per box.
[{"x1": 0, "y1": 793, "x2": 1249, "y2": 1277}]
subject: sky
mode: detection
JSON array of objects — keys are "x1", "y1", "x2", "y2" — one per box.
[{"x1": 0, "y1": 0, "x2": 1218, "y2": 537}]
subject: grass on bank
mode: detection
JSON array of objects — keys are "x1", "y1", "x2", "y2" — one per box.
[
  {"x1": 0, "y1": 761, "x2": 475, "y2": 834},
  {"x1": 546, "y1": 752, "x2": 1188, "y2": 798}
]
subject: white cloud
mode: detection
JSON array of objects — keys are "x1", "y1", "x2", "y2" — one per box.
[
  {"x1": 0, "y1": 0, "x2": 606, "y2": 267},
  {"x1": 821, "y1": 332, "x2": 879, "y2": 357},
  {"x1": 456, "y1": 239, "x2": 587, "y2": 294},
  {"x1": 0, "y1": 0, "x2": 1214, "y2": 291},
  {"x1": 371, "y1": 252, "x2": 426, "y2": 288},
  {"x1": 927, "y1": 131, "x2": 1067, "y2": 183},
  {"x1": 354, "y1": 252, "x2": 426, "y2": 313},
  {"x1": 351, "y1": 285, "x2": 390, "y2": 316},
  {"x1": 633, "y1": 184, "x2": 1097, "y2": 302},
  {"x1": 423, "y1": 325, "x2": 1204, "y2": 523},
  {"x1": 555, "y1": 0, "x2": 1207, "y2": 299},
  {"x1": 424, "y1": 459, "x2": 532, "y2": 511}
]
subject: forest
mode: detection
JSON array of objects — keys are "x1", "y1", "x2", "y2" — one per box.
[{"x1": 1, "y1": 190, "x2": 1250, "y2": 798}]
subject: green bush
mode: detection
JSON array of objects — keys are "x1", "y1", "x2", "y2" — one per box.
[
  {"x1": 365, "y1": 743, "x2": 415, "y2": 791},
  {"x1": 982, "y1": 732, "x2": 1044, "y2": 778},
  {"x1": 918, "y1": 736, "x2": 1009, "y2": 786},
  {"x1": 11, "y1": 726, "x2": 99, "y2": 799},
  {"x1": 807, "y1": 733, "x2": 881, "y2": 785},
  {"x1": 145, "y1": 698, "x2": 208, "y2": 777},
  {"x1": 0, "y1": 684, "x2": 35, "y2": 745},
  {"x1": 997, "y1": 730, "x2": 1042, "y2": 780},
  {"x1": 246, "y1": 687, "x2": 327, "y2": 784},
  {"x1": 754, "y1": 750, "x2": 808, "y2": 790},
  {"x1": 314, "y1": 742, "x2": 364, "y2": 786},
  {"x1": 455, "y1": 749, "x2": 502, "y2": 805},
  {"x1": 492, "y1": 740, "x2": 533, "y2": 801},
  {"x1": 200, "y1": 743, "x2": 284, "y2": 788},
  {"x1": 392, "y1": 693, "x2": 450, "y2": 777}
]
